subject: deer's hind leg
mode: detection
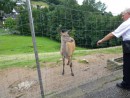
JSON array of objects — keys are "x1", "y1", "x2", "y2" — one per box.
[
  {"x1": 68, "y1": 56, "x2": 74, "y2": 76},
  {"x1": 67, "y1": 60, "x2": 69, "y2": 65}
]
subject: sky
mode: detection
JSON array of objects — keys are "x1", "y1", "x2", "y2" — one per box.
[{"x1": 77, "y1": 0, "x2": 130, "y2": 15}]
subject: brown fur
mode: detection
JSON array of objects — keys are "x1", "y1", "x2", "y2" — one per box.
[{"x1": 60, "y1": 31, "x2": 75, "y2": 76}]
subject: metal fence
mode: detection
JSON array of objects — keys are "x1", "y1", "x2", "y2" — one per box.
[{"x1": 0, "y1": 0, "x2": 123, "y2": 98}]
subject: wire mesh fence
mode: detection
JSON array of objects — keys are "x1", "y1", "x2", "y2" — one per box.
[{"x1": 0, "y1": 0, "x2": 123, "y2": 98}]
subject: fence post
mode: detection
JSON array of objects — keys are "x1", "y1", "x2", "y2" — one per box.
[{"x1": 26, "y1": 0, "x2": 44, "y2": 98}]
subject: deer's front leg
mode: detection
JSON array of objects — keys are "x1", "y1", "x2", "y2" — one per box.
[
  {"x1": 68, "y1": 56, "x2": 74, "y2": 76},
  {"x1": 62, "y1": 57, "x2": 65, "y2": 75}
]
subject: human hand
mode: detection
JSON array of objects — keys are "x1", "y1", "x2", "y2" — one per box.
[{"x1": 97, "y1": 39, "x2": 103, "y2": 46}]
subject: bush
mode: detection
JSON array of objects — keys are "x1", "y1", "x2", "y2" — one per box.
[{"x1": 4, "y1": 17, "x2": 16, "y2": 30}]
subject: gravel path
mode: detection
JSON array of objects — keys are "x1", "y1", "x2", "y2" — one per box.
[{"x1": 0, "y1": 52, "x2": 122, "y2": 98}]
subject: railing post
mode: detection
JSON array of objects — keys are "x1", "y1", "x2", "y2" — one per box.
[{"x1": 26, "y1": 0, "x2": 44, "y2": 97}]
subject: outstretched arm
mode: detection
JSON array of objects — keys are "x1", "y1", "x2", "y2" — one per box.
[{"x1": 97, "y1": 32, "x2": 115, "y2": 46}]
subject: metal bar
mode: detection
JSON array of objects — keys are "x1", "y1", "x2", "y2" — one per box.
[{"x1": 26, "y1": 0, "x2": 44, "y2": 98}]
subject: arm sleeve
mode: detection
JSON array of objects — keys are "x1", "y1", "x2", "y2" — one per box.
[{"x1": 112, "y1": 21, "x2": 130, "y2": 38}]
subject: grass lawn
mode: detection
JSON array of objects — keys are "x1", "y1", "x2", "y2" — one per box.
[
  {"x1": 31, "y1": 1, "x2": 49, "y2": 8},
  {"x1": 0, "y1": 34, "x2": 83, "y2": 69},
  {"x1": 0, "y1": 34, "x2": 83, "y2": 55},
  {"x1": 0, "y1": 34, "x2": 122, "y2": 69},
  {"x1": 0, "y1": 35, "x2": 59, "y2": 55}
]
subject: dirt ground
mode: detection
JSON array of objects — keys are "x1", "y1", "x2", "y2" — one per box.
[{"x1": 0, "y1": 53, "x2": 122, "y2": 98}]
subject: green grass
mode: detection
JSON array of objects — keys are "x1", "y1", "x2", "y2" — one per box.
[
  {"x1": 0, "y1": 34, "x2": 122, "y2": 69},
  {"x1": 0, "y1": 35, "x2": 60, "y2": 55},
  {"x1": 31, "y1": 1, "x2": 49, "y2": 8},
  {"x1": 0, "y1": 34, "x2": 83, "y2": 69},
  {"x1": 74, "y1": 46, "x2": 122, "y2": 56},
  {"x1": 0, "y1": 53, "x2": 61, "y2": 69},
  {"x1": 0, "y1": 34, "x2": 83, "y2": 55}
]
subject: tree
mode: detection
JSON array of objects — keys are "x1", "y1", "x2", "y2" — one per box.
[
  {"x1": 45, "y1": 0, "x2": 60, "y2": 5},
  {"x1": 4, "y1": 17, "x2": 16, "y2": 30},
  {"x1": 60, "y1": 0, "x2": 78, "y2": 7},
  {"x1": 82, "y1": 0, "x2": 106, "y2": 12},
  {"x1": 0, "y1": 0, "x2": 16, "y2": 14}
]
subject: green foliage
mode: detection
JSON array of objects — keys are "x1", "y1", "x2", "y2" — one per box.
[
  {"x1": 8, "y1": 0, "x2": 123, "y2": 48},
  {"x1": 17, "y1": 10, "x2": 30, "y2": 35},
  {"x1": 0, "y1": 0, "x2": 16, "y2": 14},
  {"x1": 4, "y1": 17, "x2": 16, "y2": 31},
  {"x1": 82, "y1": 0, "x2": 106, "y2": 12},
  {"x1": 45, "y1": 0, "x2": 61, "y2": 5},
  {"x1": 16, "y1": 6, "x2": 49, "y2": 36}
]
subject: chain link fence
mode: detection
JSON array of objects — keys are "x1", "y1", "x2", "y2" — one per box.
[{"x1": 0, "y1": 0, "x2": 123, "y2": 98}]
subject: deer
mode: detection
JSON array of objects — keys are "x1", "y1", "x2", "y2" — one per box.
[{"x1": 60, "y1": 29, "x2": 75, "y2": 76}]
